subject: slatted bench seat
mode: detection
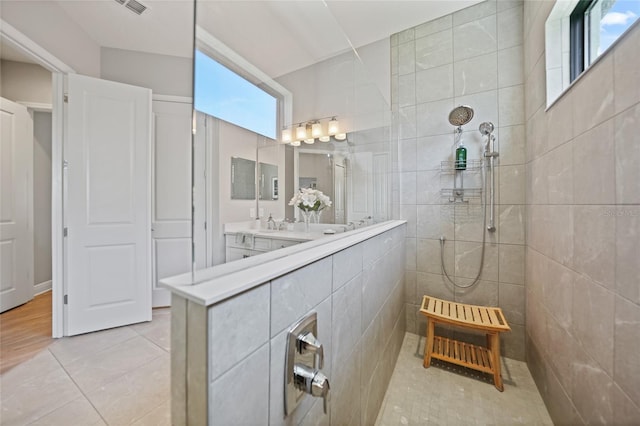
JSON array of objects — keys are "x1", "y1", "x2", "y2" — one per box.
[{"x1": 419, "y1": 295, "x2": 511, "y2": 391}]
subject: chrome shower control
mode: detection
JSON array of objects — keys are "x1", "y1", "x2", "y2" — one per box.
[
  {"x1": 293, "y1": 364, "x2": 330, "y2": 414},
  {"x1": 284, "y1": 312, "x2": 330, "y2": 416},
  {"x1": 296, "y1": 331, "x2": 324, "y2": 369}
]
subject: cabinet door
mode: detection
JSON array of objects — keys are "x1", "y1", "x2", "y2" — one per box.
[
  {"x1": 226, "y1": 247, "x2": 254, "y2": 262},
  {"x1": 270, "y1": 239, "x2": 301, "y2": 250}
]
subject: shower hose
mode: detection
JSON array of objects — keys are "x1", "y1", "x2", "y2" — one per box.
[{"x1": 439, "y1": 155, "x2": 490, "y2": 289}]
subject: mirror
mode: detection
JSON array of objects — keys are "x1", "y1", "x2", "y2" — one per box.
[
  {"x1": 193, "y1": 1, "x2": 393, "y2": 268},
  {"x1": 259, "y1": 162, "x2": 279, "y2": 201},
  {"x1": 231, "y1": 157, "x2": 256, "y2": 200}
]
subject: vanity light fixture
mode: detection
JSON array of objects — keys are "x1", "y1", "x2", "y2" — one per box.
[
  {"x1": 311, "y1": 121, "x2": 322, "y2": 138},
  {"x1": 327, "y1": 117, "x2": 339, "y2": 135},
  {"x1": 281, "y1": 127, "x2": 292, "y2": 143},
  {"x1": 286, "y1": 116, "x2": 345, "y2": 146},
  {"x1": 295, "y1": 124, "x2": 307, "y2": 140}
]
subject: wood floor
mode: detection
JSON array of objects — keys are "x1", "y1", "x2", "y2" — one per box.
[{"x1": 0, "y1": 291, "x2": 52, "y2": 374}]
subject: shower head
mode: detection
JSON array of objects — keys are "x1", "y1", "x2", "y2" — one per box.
[
  {"x1": 479, "y1": 122, "x2": 495, "y2": 135},
  {"x1": 448, "y1": 105, "x2": 474, "y2": 127}
]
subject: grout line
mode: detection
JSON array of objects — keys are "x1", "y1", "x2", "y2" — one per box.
[{"x1": 46, "y1": 348, "x2": 110, "y2": 426}]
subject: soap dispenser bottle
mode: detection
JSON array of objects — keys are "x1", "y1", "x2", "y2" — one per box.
[{"x1": 455, "y1": 138, "x2": 467, "y2": 170}]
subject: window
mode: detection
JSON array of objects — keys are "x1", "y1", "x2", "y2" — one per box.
[
  {"x1": 570, "y1": 0, "x2": 640, "y2": 81},
  {"x1": 194, "y1": 50, "x2": 277, "y2": 139}
]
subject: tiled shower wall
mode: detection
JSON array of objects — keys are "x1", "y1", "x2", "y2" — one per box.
[
  {"x1": 391, "y1": 0, "x2": 527, "y2": 360},
  {"x1": 524, "y1": 1, "x2": 640, "y2": 423},
  {"x1": 172, "y1": 223, "x2": 406, "y2": 425}
]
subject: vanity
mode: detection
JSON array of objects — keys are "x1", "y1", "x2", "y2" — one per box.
[{"x1": 224, "y1": 222, "x2": 346, "y2": 262}]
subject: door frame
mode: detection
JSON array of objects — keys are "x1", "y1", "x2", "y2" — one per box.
[{"x1": 1, "y1": 19, "x2": 74, "y2": 337}]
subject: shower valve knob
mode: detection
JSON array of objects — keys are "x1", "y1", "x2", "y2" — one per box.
[
  {"x1": 296, "y1": 331, "x2": 324, "y2": 369},
  {"x1": 293, "y1": 364, "x2": 330, "y2": 414}
]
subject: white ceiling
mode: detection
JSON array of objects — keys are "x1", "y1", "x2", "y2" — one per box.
[{"x1": 2, "y1": 0, "x2": 482, "y2": 77}]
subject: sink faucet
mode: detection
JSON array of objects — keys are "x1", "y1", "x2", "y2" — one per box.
[{"x1": 267, "y1": 214, "x2": 276, "y2": 230}]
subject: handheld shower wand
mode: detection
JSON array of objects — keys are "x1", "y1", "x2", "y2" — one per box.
[{"x1": 479, "y1": 122, "x2": 497, "y2": 232}]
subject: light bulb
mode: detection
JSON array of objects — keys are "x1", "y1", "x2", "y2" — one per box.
[
  {"x1": 303, "y1": 138, "x2": 315, "y2": 144},
  {"x1": 281, "y1": 128, "x2": 291, "y2": 143},
  {"x1": 328, "y1": 117, "x2": 339, "y2": 135},
  {"x1": 311, "y1": 122, "x2": 322, "y2": 138},
  {"x1": 295, "y1": 124, "x2": 307, "y2": 140},
  {"x1": 290, "y1": 140, "x2": 301, "y2": 146},
  {"x1": 335, "y1": 133, "x2": 347, "y2": 141},
  {"x1": 319, "y1": 136, "x2": 330, "y2": 142}
]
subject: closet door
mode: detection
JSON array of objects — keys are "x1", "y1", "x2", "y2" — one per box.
[
  {"x1": 0, "y1": 98, "x2": 34, "y2": 313},
  {"x1": 151, "y1": 99, "x2": 193, "y2": 307}
]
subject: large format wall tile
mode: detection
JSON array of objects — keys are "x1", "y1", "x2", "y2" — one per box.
[
  {"x1": 573, "y1": 206, "x2": 616, "y2": 289},
  {"x1": 271, "y1": 257, "x2": 333, "y2": 337},
  {"x1": 210, "y1": 344, "x2": 270, "y2": 426},
  {"x1": 616, "y1": 206, "x2": 640, "y2": 304},
  {"x1": 453, "y1": 15, "x2": 498, "y2": 62},
  {"x1": 614, "y1": 103, "x2": 640, "y2": 204},
  {"x1": 415, "y1": 29, "x2": 453, "y2": 71},
  {"x1": 573, "y1": 119, "x2": 616, "y2": 205},
  {"x1": 415, "y1": 14, "x2": 452, "y2": 39},
  {"x1": 332, "y1": 244, "x2": 363, "y2": 291},
  {"x1": 453, "y1": 52, "x2": 498, "y2": 97},
  {"x1": 572, "y1": 275, "x2": 614, "y2": 376},
  {"x1": 614, "y1": 296, "x2": 640, "y2": 407},
  {"x1": 208, "y1": 283, "x2": 270, "y2": 381},
  {"x1": 572, "y1": 55, "x2": 615, "y2": 137},
  {"x1": 497, "y1": 3, "x2": 524, "y2": 49},
  {"x1": 416, "y1": 64, "x2": 454, "y2": 103}
]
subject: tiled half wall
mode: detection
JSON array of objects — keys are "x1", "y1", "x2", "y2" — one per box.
[{"x1": 171, "y1": 223, "x2": 406, "y2": 425}]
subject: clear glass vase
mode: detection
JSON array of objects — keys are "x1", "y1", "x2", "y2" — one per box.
[
  {"x1": 300, "y1": 210, "x2": 313, "y2": 232},
  {"x1": 313, "y1": 209, "x2": 322, "y2": 224}
]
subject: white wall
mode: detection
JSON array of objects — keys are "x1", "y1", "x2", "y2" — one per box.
[
  {"x1": 1, "y1": 1, "x2": 101, "y2": 76},
  {"x1": 0, "y1": 60, "x2": 51, "y2": 105},
  {"x1": 275, "y1": 45, "x2": 390, "y2": 134},
  {"x1": 33, "y1": 111, "x2": 52, "y2": 291},
  {"x1": 101, "y1": 47, "x2": 192, "y2": 97},
  {"x1": 356, "y1": 38, "x2": 391, "y2": 107}
]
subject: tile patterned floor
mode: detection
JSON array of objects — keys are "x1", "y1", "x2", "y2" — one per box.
[
  {"x1": 375, "y1": 333, "x2": 553, "y2": 426},
  {"x1": 0, "y1": 309, "x2": 171, "y2": 426},
  {"x1": 3, "y1": 316, "x2": 554, "y2": 425}
]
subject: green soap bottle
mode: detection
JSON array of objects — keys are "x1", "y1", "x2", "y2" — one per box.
[{"x1": 455, "y1": 141, "x2": 467, "y2": 170}]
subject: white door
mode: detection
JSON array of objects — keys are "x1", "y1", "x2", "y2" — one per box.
[
  {"x1": 0, "y1": 98, "x2": 34, "y2": 312},
  {"x1": 151, "y1": 99, "x2": 192, "y2": 307},
  {"x1": 333, "y1": 163, "x2": 346, "y2": 224},
  {"x1": 348, "y1": 152, "x2": 372, "y2": 222},
  {"x1": 65, "y1": 74, "x2": 152, "y2": 335}
]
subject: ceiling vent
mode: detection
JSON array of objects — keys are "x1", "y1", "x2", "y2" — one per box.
[
  {"x1": 125, "y1": 0, "x2": 147, "y2": 15},
  {"x1": 113, "y1": 0, "x2": 126, "y2": 4}
]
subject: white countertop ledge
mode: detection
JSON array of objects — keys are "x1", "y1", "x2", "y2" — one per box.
[{"x1": 160, "y1": 220, "x2": 406, "y2": 307}]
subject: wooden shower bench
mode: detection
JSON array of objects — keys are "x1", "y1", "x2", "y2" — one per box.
[{"x1": 419, "y1": 295, "x2": 511, "y2": 391}]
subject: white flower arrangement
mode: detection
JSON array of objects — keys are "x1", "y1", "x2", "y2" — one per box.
[{"x1": 289, "y1": 188, "x2": 332, "y2": 212}]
